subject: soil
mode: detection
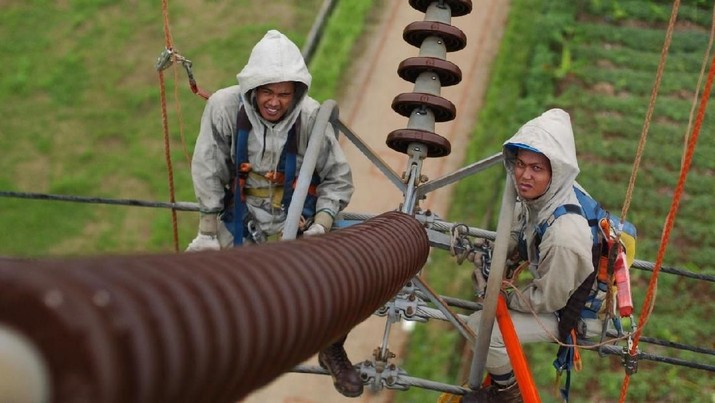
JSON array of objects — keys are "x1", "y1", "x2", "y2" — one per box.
[{"x1": 242, "y1": 1, "x2": 510, "y2": 402}]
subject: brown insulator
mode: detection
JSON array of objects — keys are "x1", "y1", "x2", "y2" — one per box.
[
  {"x1": 391, "y1": 92, "x2": 456, "y2": 122},
  {"x1": 398, "y1": 57, "x2": 463, "y2": 87},
  {"x1": 0, "y1": 211, "x2": 429, "y2": 403},
  {"x1": 403, "y1": 21, "x2": 467, "y2": 52},
  {"x1": 387, "y1": 128, "x2": 452, "y2": 158},
  {"x1": 409, "y1": 0, "x2": 473, "y2": 17}
]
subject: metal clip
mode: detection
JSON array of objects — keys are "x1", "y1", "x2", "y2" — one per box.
[
  {"x1": 155, "y1": 47, "x2": 174, "y2": 71},
  {"x1": 246, "y1": 220, "x2": 266, "y2": 244},
  {"x1": 374, "y1": 287, "x2": 427, "y2": 323},
  {"x1": 357, "y1": 358, "x2": 410, "y2": 392},
  {"x1": 621, "y1": 336, "x2": 639, "y2": 375},
  {"x1": 450, "y1": 223, "x2": 471, "y2": 264}
]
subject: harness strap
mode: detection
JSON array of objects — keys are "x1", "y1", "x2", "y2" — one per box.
[
  {"x1": 553, "y1": 332, "x2": 576, "y2": 402},
  {"x1": 534, "y1": 204, "x2": 582, "y2": 244},
  {"x1": 231, "y1": 107, "x2": 252, "y2": 246},
  {"x1": 228, "y1": 106, "x2": 317, "y2": 244}
]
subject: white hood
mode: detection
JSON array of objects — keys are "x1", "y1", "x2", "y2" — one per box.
[
  {"x1": 236, "y1": 29, "x2": 311, "y2": 128},
  {"x1": 503, "y1": 108, "x2": 580, "y2": 225}
]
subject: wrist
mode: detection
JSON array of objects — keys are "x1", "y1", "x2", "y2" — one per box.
[
  {"x1": 312, "y1": 210, "x2": 334, "y2": 231},
  {"x1": 199, "y1": 212, "x2": 218, "y2": 235}
]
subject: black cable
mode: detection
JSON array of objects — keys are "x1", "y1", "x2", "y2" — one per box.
[
  {"x1": 632, "y1": 259, "x2": 715, "y2": 283},
  {"x1": 592, "y1": 343, "x2": 715, "y2": 373},
  {"x1": 0, "y1": 190, "x2": 200, "y2": 212},
  {"x1": 605, "y1": 330, "x2": 715, "y2": 356}
]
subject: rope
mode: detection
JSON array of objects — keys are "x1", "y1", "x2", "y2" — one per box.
[
  {"x1": 621, "y1": 1, "x2": 715, "y2": 400},
  {"x1": 172, "y1": 54, "x2": 193, "y2": 169},
  {"x1": 618, "y1": 0, "x2": 679, "y2": 226},
  {"x1": 158, "y1": 0, "x2": 180, "y2": 252},
  {"x1": 682, "y1": 4, "x2": 715, "y2": 169}
]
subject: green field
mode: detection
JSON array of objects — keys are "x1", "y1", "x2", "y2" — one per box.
[{"x1": 398, "y1": 1, "x2": 715, "y2": 402}]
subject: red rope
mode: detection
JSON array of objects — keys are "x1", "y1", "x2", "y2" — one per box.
[
  {"x1": 619, "y1": 24, "x2": 715, "y2": 403},
  {"x1": 159, "y1": 0, "x2": 180, "y2": 252}
]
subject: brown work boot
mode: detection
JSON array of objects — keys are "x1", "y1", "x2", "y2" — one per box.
[
  {"x1": 461, "y1": 382, "x2": 523, "y2": 403},
  {"x1": 318, "y1": 337, "x2": 364, "y2": 398}
]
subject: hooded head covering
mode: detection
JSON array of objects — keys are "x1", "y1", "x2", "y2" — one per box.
[
  {"x1": 503, "y1": 108, "x2": 580, "y2": 224},
  {"x1": 236, "y1": 30, "x2": 311, "y2": 125}
]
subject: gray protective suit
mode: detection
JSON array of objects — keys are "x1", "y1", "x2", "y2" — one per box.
[
  {"x1": 467, "y1": 109, "x2": 603, "y2": 377},
  {"x1": 190, "y1": 30, "x2": 353, "y2": 245}
]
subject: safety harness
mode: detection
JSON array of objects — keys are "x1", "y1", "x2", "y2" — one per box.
[
  {"x1": 223, "y1": 106, "x2": 319, "y2": 245},
  {"x1": 520, "y1": 186, "x2": 636, "y2": 402},
  {"x1": 520, "y1": 201, "x2": 591, "y2": 402}
]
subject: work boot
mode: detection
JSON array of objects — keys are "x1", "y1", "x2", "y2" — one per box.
[
  {"x1": 318, "y1": 336, "x2": 364, "y2": 398},
  {"x1": 461, "y1": 381, "x2": 523, "y2": 403}
]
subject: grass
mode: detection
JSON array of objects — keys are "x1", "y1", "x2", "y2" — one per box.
[{"x1": 0, "y1": 0, "x2": 375, "y2": 257}]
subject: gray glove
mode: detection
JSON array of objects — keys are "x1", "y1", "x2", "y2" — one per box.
[
  {"x1": 303, "y1": 210, "x2": 333, "y2": 237},
  {"x1": 186, "y1": 233, "x2": 220, "y2": 251},
  {"x1": 186, "y1": 213, "x2": 221, "y2": 252},
  {"x1": 303, "y1": 223, "x2": 326, "y2": 236}
]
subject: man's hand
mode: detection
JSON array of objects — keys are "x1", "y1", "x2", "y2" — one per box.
[
  {"x1": 303, "y1": 223, "x2": 326, "y2": 236},
  {"x1": 303, "y1": 210, "x2": 334, "y2": 237},
  {"x1": 186, "y1": 233, "x2": 220, "y2": 251},
  {"x1": 186, "y1": 212, "x2": 220, "y2": 251}
]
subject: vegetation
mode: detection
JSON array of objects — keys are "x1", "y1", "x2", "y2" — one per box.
[
  {"x1": 397, "y1": 1, "x2": 715, "y2": 402},
  {"x1": 0, "y1": 0, "x2": 375, "y2": 256}
]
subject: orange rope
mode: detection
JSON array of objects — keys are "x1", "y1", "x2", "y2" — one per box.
[
  {"x1": 159, "y1": 0, "x2": 180, "y2": 252},
  {"x1": 620, "y1": 8, "x2": 715, "y2": 403},
  {"x1": 682, "y1": 4, "x2": 715, "y2": 169},
  {"x1": 172, "y1": 59, "x2": 193, "y2": 167}
]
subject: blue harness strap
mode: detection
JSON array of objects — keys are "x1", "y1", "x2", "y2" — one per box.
[
  {"x1": 529, "y1": 200, "x2": 587, "y2": 403},
  {"x1": 230, "y1": 108, "x2": 251, "y2": 246},
  {"x1": 553, "y1": 333, "x2": 575, "y2": 402},
  {"x1": 280, "y1": 130, "x2": 321, "y2": 217}
]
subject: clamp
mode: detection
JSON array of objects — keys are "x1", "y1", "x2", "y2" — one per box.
[{"x1": 154, "y1": 47, "x2": 211, "y2": 99}]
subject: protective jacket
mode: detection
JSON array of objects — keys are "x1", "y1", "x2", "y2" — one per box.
[
  {"x1": 503, "y1": 109, "x2": 595, "y2": 315},
  {"x1": 191, "y1": 30, "x2": 353, "y2": 240}
]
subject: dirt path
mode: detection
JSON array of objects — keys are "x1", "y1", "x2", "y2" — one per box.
[{"x1": 243, "y1": 1, "x2": 509, "y2": 402}]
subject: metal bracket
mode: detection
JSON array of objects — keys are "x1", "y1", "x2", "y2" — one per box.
[
  {"x1": 622, "y1": 336, "x2": 639, "y2": 375},
  {"x1": 358, "y1": 358, "x2": 410, "y2": 392},
  {"x1": 375, "y1": 282, "x2": 427, "y2": 323}
]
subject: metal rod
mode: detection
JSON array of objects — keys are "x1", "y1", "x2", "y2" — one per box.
[
  {"x1": 336, "y1": 119, "x2": 405, "y2": 190},
  {"x1": 468, "y1": 174, "x2": 516, "y2": 389},
  {"x1": 416, "y1": 153, "x2": 503, "y2": 197},
  {"x1": 412, "y1": 276, "x2": 476, "y2": 344},
  {"x1": 282, "y1": 100, "x2": 336, "y2": 240}
]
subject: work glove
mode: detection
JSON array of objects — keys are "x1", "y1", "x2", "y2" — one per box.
[
  {"x1": 303, "y1": 210, "x2": 333, "y2": 237},
  {"x1": 186, "y1": 213, "x2": 221, "y2": 252}
]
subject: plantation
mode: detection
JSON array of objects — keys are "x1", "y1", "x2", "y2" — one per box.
[{"x1": 399, "y1": 1, "x2": 715, "y2": 402}]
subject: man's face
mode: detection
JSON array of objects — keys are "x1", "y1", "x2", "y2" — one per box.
[
  {"x1": 514, "y1": 149, "x2": 552, "y2": 200},
  {"x1": 255, "y1": 82, "x2": 295, "y2": 122}
]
